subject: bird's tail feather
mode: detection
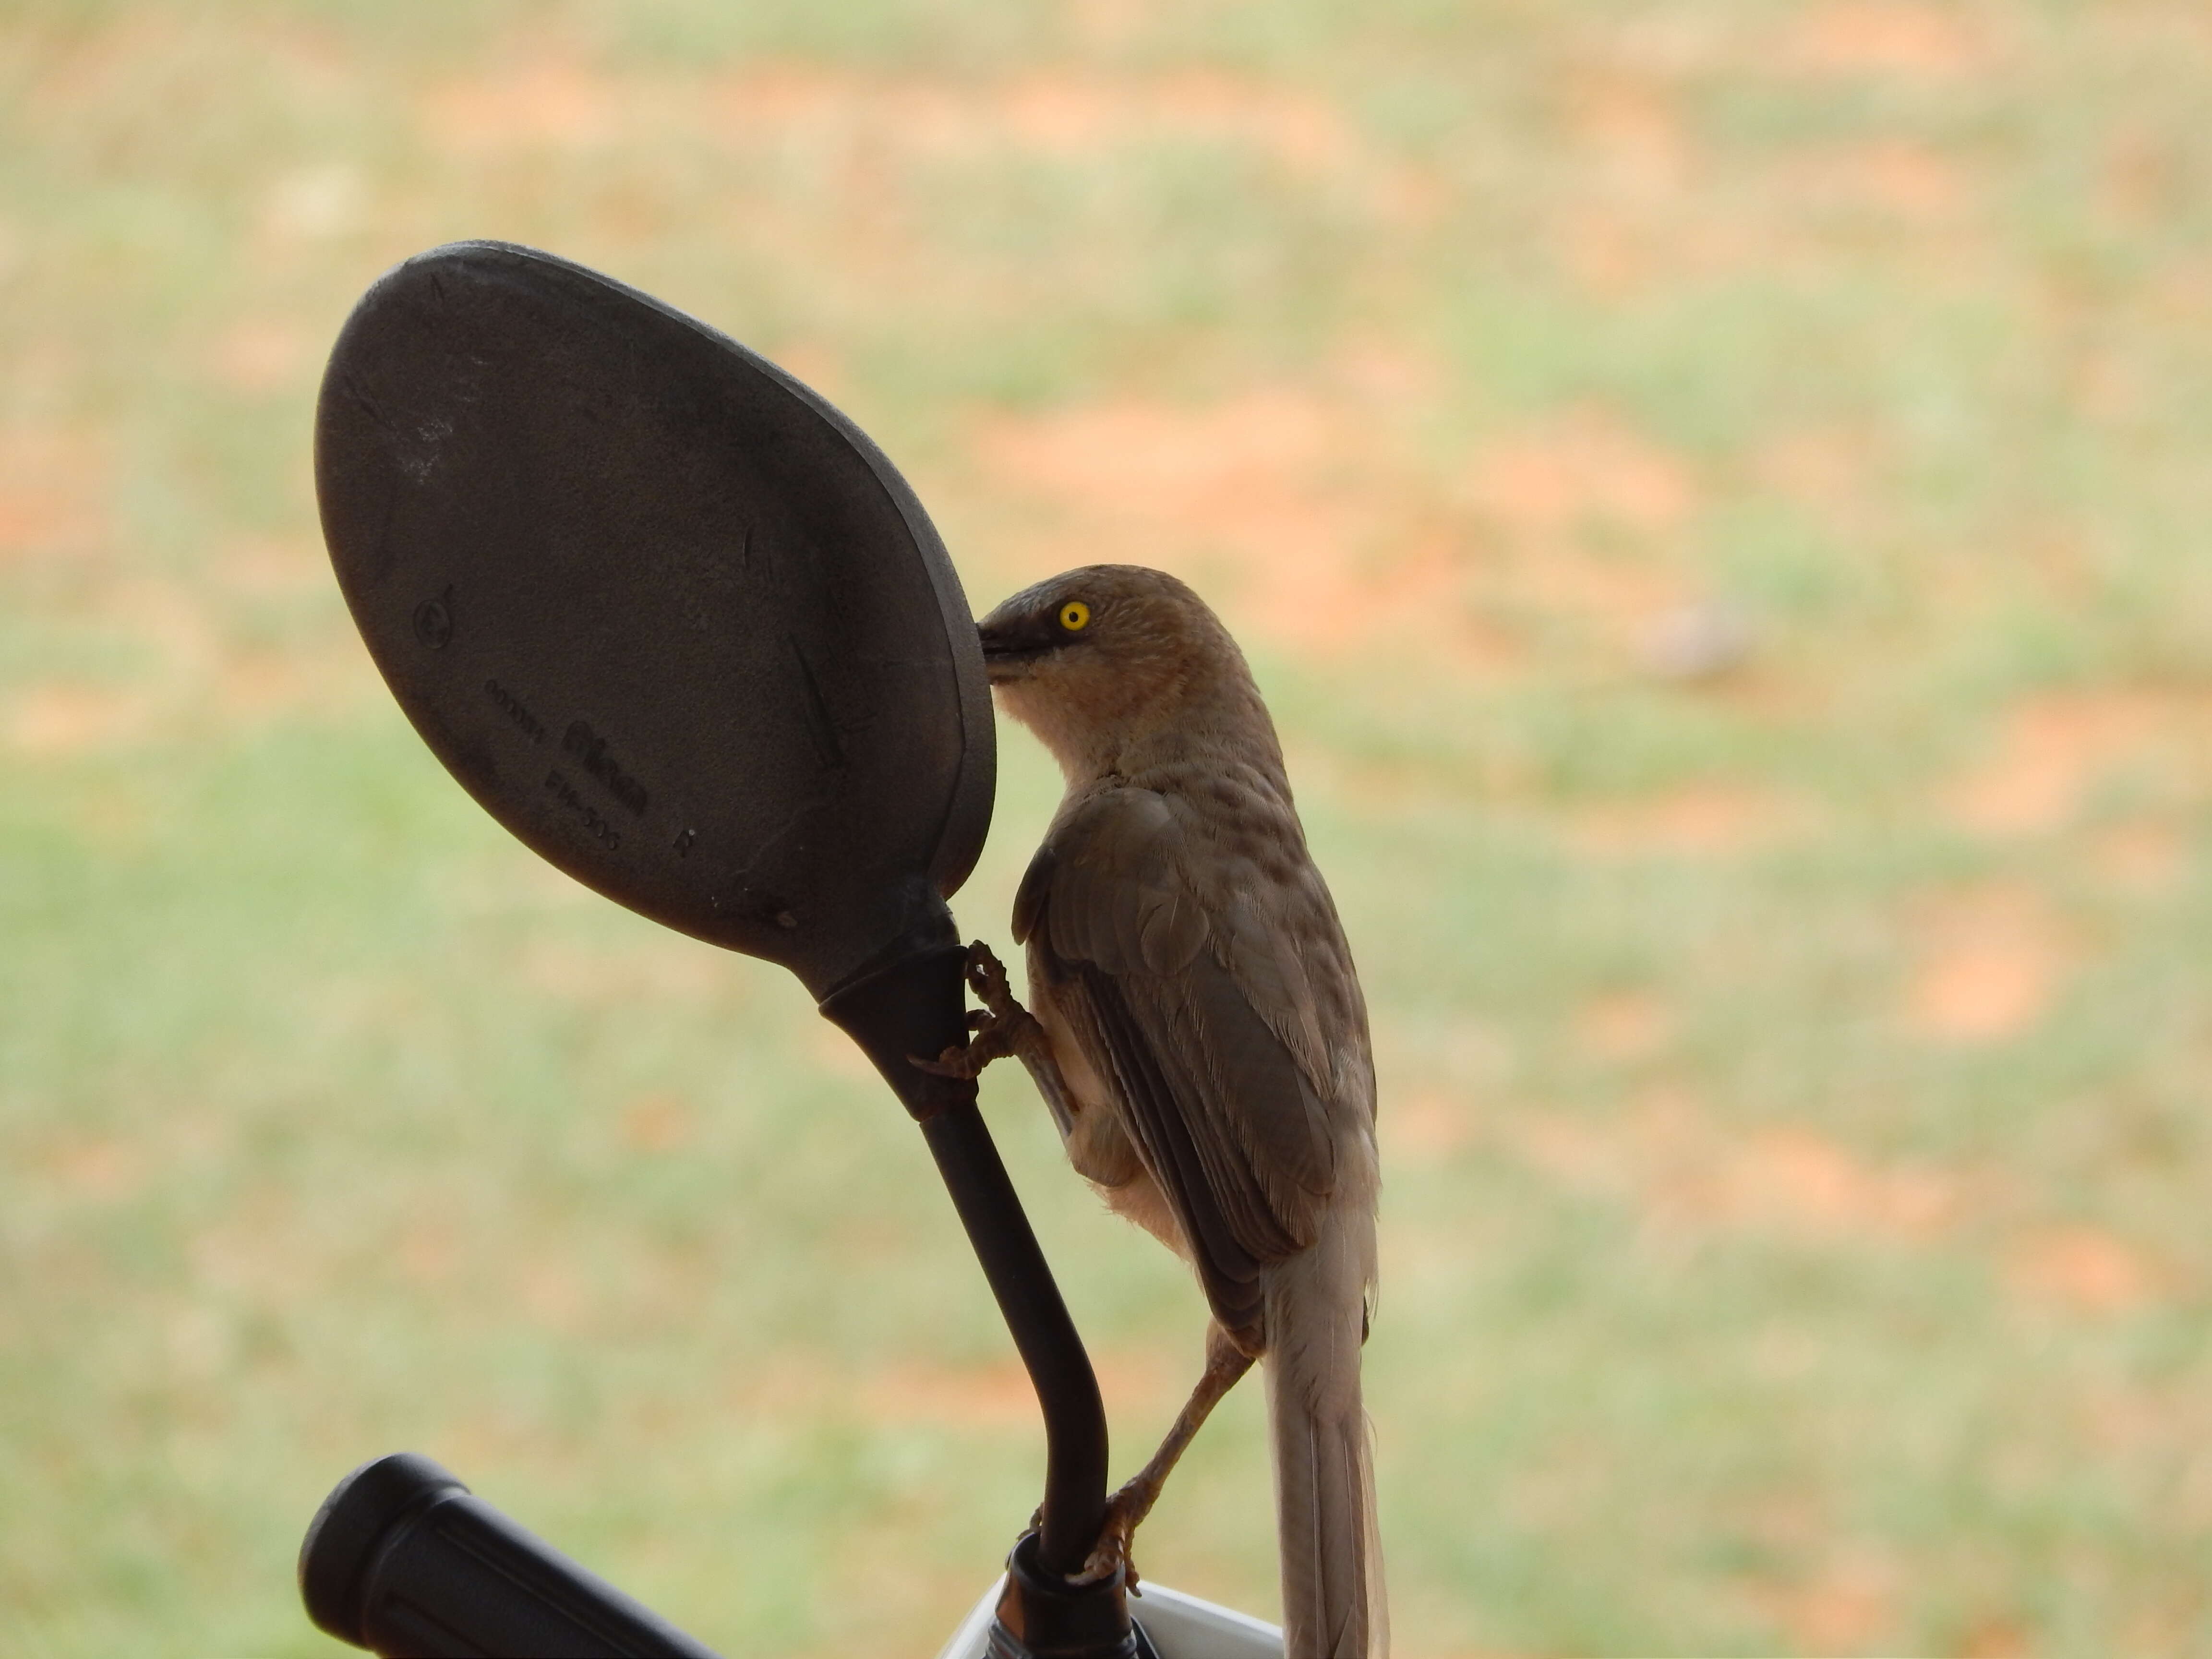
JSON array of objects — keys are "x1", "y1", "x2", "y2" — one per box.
[{"x1": 1264, "y1": 1214, "x2": 1385, "y2": 1659}]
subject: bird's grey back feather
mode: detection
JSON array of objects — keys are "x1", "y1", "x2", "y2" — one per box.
[{"x1": 1014, "y1": 779, "x2": 1363, "y2": 1344}]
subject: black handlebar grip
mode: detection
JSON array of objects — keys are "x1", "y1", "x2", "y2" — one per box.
[{"x1": 299, "y1": 1453, "x2": 721, "y2": 1658}]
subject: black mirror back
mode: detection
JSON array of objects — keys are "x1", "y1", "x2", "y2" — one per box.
[{"x1": 315, "y1": 240, "x2": 994, "y2": 998}]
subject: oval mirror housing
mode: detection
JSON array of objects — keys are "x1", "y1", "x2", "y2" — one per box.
[{"x1": 315, "y1": 241, "x2": 994, "y2": 998}]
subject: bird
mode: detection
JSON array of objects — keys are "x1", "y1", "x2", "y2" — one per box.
[{"x1": 920, "y1": 564, "x2": 1385, "y2": 1658}]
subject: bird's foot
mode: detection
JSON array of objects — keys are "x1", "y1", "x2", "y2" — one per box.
[
  {"x1": 908, "y1": 1015, "x2": 1013, "y2": 1080},
  {"x1": 962, "y1": 940, "x2": 1025, "y2": 1025},
  {"x1": 909, "y1": 941, "x2": 1046, "y2": 1081},
  {"x1": 1073, "y1": 1483, "x2": 1149, "y2": 1594}
]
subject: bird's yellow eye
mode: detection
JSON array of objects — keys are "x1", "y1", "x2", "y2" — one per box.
[{"x1": 1058, "y1": 600, "x2": 1091, "y2": 632}]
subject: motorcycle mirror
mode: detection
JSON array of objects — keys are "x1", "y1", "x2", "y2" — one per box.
[
  {"x1": 312, "y1": 244, "x2": 1120, "y2": 1620},
  {"x1": 314, "y1": 240, "x2": 994, "y2": 1002}
]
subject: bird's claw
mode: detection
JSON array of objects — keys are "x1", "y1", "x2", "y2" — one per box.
[
  {"x1": 908, "y1": 1015, "x2": 1021, "y2": 1080},
  {"x1": 909, "y1": 1044, "x2": 984, "y2": 1080},
  {"x1": 910, "y1": 942, "x2": 1040, "y2": 1082},
  {"x1": 902, "y1": 942, "x2": 1039, "y2": 1083},
  {"x1": 964, "y1": 941, "x2": 1021, "y2": 1020},
  {"x1": 1072, "y1": 1488, "x2": 1144, "y2": 1593}
]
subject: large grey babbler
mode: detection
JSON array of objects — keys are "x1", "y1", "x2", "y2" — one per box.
[{"x1": 924, "y1": 564, "x2": 1385, "y2": 1658}]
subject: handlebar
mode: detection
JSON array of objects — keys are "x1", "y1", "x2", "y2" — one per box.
[{"x1": 299, "y1": 1453, "x2": 720, "y2": 1658}]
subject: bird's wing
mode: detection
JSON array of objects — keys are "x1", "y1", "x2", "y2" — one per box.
[{"x1": 1014, "y1": 787, "x2": 1340, "y2": 1343}]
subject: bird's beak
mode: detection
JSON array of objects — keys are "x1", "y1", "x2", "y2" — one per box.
[{"x1": 977, "y1": 608, "x2": 1059, "y2": 684}]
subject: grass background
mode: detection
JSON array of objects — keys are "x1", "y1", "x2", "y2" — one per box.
[{"x1": 5, "y1": 0, "x2": 2212, "y2": 1653}]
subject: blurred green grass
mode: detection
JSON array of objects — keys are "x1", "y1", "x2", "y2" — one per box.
[{"x1": 6, "y1": 1, "x2": 2212, "y2": 1653}]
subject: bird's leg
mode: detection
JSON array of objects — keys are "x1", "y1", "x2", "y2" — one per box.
[
  {"x1": 911, "y1": 940, "x2": 1055, "y2": 1081},
  {"x1": 1078, "y1": 1322, "x2": 1256, "y2": 1589}
]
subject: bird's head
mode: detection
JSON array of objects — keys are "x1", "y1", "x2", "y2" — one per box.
[{"x1": 976, "y1": 564, "x2": 1271, "y2": 781}]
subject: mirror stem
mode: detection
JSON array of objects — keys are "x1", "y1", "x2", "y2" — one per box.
[
  {"x1": 918, "y1": 1102, "x2": 1109, "y2": 1575},
  {"x1": 819, "y1": 939, "x2": 1110, "y2": 1579}
]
